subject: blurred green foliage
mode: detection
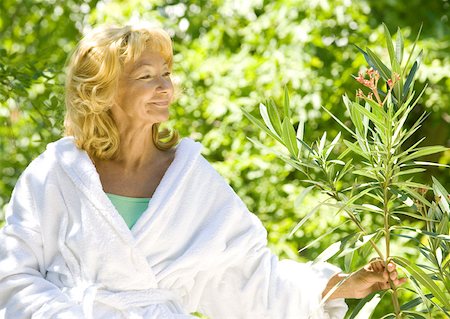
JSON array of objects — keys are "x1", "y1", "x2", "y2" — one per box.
[{"x1": 1, "y1": 0, "x2": 449, "y2": 316}]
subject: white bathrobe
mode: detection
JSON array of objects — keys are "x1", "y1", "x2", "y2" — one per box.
[{"x1": 0, "y1": 137, "x2": 348, "y2": 319}]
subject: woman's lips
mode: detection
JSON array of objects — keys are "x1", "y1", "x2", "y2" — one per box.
[{"x1": 149, "y1": 101, "x2": 169, "y2": 107}]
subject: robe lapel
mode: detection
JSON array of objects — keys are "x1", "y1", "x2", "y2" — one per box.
[
  {"x1": 51, "y1": 137, "x2": 137, "y2": 246},
  {"x1": 52, "y1": 136, "x2": 203, "y2": 249},
  {"x1": 132, "y1": 138, "x2": 203, "y2": 245}
]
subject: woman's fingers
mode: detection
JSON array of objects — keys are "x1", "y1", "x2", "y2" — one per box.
[
  {"x1": 368, "y1": 258, "x2": 384, "y2": 272},
  {"x1": 390, "y1": 270, "x2": 398, "y2": 281},
  {"x1": 367, "y1": 260, "x2": 407, "y2": 289},
  {"x1": 387, "y1": 262, "x2": 396, "y2": 272}
]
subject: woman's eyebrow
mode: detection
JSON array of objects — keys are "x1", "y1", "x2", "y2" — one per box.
[{"x1": 133, "y1": 62, "x2": 168, "y2": 71}]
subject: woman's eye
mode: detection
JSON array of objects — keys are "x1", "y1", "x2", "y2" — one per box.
[
  {"x1": 163, "y1": 72, "x2": 171, "y2": 77},
  {"x1": 140, "y1": 74, "x2": 152, "y2": 79}
]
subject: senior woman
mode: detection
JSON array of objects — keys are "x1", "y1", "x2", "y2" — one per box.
[{"x1": 0, "y1": 24, "x2": 405, "y2": 319}]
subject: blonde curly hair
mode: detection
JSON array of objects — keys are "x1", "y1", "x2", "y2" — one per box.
[{"x1": 64, "y1": 24, "x2": 179, "y2": 160}]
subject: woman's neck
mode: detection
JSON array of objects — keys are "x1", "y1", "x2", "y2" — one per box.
[{"x1": 114, "y1": 125, "x2": 161, "y2": 171}]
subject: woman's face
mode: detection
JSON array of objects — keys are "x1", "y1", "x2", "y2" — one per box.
[{"x1": 113, "y1": 48, "x2": 173, "y2": 127}]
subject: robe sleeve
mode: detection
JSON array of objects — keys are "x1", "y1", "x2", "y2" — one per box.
[
  {"x1": 190, "y1": 158, "x2": 348, "y2": 319},
  {"x1": 0, "y1": 172, "x2": 85, "y2": 318}
]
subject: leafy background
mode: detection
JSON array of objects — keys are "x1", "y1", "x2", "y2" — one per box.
[{"x1": 1, "y1": 0, "x2": 449, "y2": 316}]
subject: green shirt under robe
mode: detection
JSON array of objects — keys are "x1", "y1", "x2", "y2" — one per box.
[{"x1": 106, "y1": 193, "x2": 151, "y2": 229}]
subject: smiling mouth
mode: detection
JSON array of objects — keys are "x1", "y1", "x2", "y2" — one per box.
[{"x1": 149, "y1": 101, "x2": 170, "y2": 107}]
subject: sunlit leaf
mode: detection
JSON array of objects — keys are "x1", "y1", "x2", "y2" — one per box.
[
  {"x1": 395, "y1": 256, "x2": 450, "y2": 308},
  {"x1": 395, "y1": 27, "x2": 404, "y2": 65},
  {"x1": 281, "y1": 117, "x2": 299, "y2": 156}
]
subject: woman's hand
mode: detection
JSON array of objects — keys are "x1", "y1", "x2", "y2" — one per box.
[{"x1": 322, "y1": 259, "x2": 408, "y2": 300}]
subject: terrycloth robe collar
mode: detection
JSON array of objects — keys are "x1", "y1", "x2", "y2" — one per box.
[{"x1": 48, "y1": 136, "x2": 203, "y2": 246}]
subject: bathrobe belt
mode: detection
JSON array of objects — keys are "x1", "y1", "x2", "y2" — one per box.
[{"x1": 64, "y1": 284, "x2": 183, "y2": 317}]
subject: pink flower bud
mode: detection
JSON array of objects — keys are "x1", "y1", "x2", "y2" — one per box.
[{"x1": 387, "y1": 79, "x2": 393, "y2": 87}]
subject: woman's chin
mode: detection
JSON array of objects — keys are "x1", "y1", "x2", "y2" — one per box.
[
  {"x1": 144, "y1": 105, "x2": 170, "y2": 120},
  {"x1": 145, "y1": 111, "x2": 170, "y2": 123}
]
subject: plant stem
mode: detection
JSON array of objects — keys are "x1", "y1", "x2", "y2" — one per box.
[{"x1": 383, "y1": 106, "x2": 402, "y2": 318}]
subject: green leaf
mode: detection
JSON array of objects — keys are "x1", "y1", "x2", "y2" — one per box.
[
  {"x1": 396, "y1": 27, "x2": 404, "y2": 65},
  {"x1": 296, "y1": 119, "x2": 305, "y2": 153},
  {"x1": 281, "y1": 117, "x2": 299, "y2": 156},
  {"x1": 403, "y1": 61, "x2": 418, "y2": 101},
  {"x1": 322, "y1": 105, "x2": 355, "y2": 137},
  {"x1": 348, "y1": 293, "x2": 383, "y2": 319},
  {"x1": 400, "y1": 294, "x2": 433, "y2": 311},
  {"x1": 297, "y1": 220, "x2": 351, "y2": 251},
  {"x1": 247, "y1": 137, "x2": 315, "y2": 173},
  {"x1": 391, "y1": 211, "x2": 437, "y2": 222},
  {"x1": 391, "y1": 107, "x2": 410, "y2": 146},
  {"x1": 395, "y1": 256, "x2": 450, "y2": 308},
  {"x1": 393, "y1": 186, "x2": 432, "y2": 207},
  {"x1": 259, "y1": 103, "x2": 278, "y2": 135},
  {"x1": 343, "y1": 140, "x2": 370, "y2": 160},
  {"x1": 267, "y1": 100, "x2": 283, "y2": 135},
  {"x1": 318, "y1": 131, "x2": 327, "y2": 154},
  {"x1": 402, "y1": 311, "x2": 428, "y2": 319},
  {"x1": 399, "y1": 146, "x2": 449, "y2": 164},
  {"x1": 242, "y1": 107, "x2": 283, "y2": 144},
  {"x1": 366, "y1": 47, "x2": 391, "y2": 81},
  {"x1": 402, "y1": 161, "x2": 450, "y2": 168},
  {"x1": 296, "y1": 137, "x2": 314, "y2": 155},
  {"x1": 354, "y1": 45, "x2": 382, "y2": 78},
  {"x1": 397, "y1": 112, "x2": 428, "y2": 149},
  {"x1": 393, "y1": 225, "x2": 450, "y2": 241},
  {"x1": 351, "y1": 101, "x2": 386, "y2": 129},
  {"x1": 393, "y1": 168, "x2": 426, "y2": 178},
  {"x1": 348, "y1": 98, "x2": 364, "y2": 136},
  {"x1": 315, "y1": 239, "x2": 345, "y2": 263},
  {"x1": 335, "y1": 158, "x2": 353, "y2": 183},
  {"x1": 329, "y1": 159, "x2": 345, "y2": 165},
  {"x1": 432, "y1": 177, "x2": 450, "y2": 214},
  {"x1": 383, "y1": 23, "x2": 397, "y2": 71},
  {"x1": 283, "y1": 85, "x2": 290, "y2": 118},
  {"x1": 337, "y1": 232, "x2": 377, "y2": 258}
]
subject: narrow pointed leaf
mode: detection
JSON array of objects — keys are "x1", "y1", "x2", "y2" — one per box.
[
  {"x1": 315, "y1": 241, "x2": 341, "y2": 263},
  {"x1": 395, "y1": 256, "x2": 450, "y2": 308},
  {"x1": 281, "y1": 117, "x2": 299, "y2": 156},
  {"x1": 383, "y1": 23, "x2": 397, "y2": 70},
  {"x1": 354, "y1": 45, "x2": 378, "y2": 73},
  {"x1": 297, "y1": 220, "x2": 351, "y2": 250},
  {"x1": 432, "y1": 177, "x2": 450, "y2": 213},
  {"x1": 322, "y1": 105, "x2": 355, "y2": 136},
  {"x1": 402, "y1": 61, "x2": 418, "y2": 101},
  {"x1": 259, "y1": 103, "x2": 278, "y2": 135},
  {"x1": 350, "y1": 293, "x2": 383, "y2": 319},
  {"x1": 242, "y1": 108, "x2": 283, "y2": 144},
  {"x1": 352, "y1": 101, "x2": 386, "y2": 129},
  {"x1": 396, "y1": 27, "x2": 404, "y2": 65},
  {"x1": 318, "y1": 131, "x2": 327, "y2": 154},
  {"x1": 366, "y1": 47, "x2": 391, "y2": 81},
  {"x1": 296, "y1": 119, "x2": 305, "y2": 153},
  {"x1": 343, "y1": 140, "x2": 370, "y2": 160},
  {"x1": 283, "y1": 85, "x2": 290, "y2": 118},
  {"x1": 268, "y1": 100, "x2": 283, "y2": 134},
  {"x1": 399, "y1": 146, "x2": 448, "y2": 164},
  {"x1": 393, "y1": 168, "x2": 426, "y2": 178}
]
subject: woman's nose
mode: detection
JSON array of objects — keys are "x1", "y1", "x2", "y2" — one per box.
[{"x1": 155, "y1": 77, "x2": 172, "y2": 94}]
